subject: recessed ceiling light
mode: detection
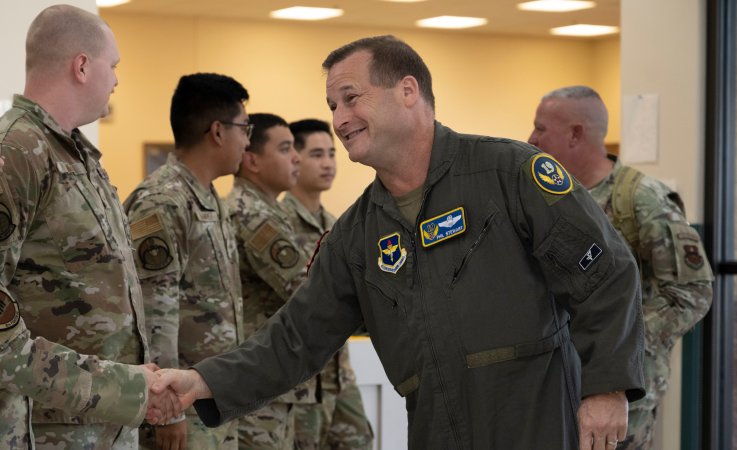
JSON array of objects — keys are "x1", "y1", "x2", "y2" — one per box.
[
  {"x1": 380, "y1": 0, "x2": 428, "y2": 2},
  {"x1": 96, "y1": 0, "x2": 130, "y2": 7},
  {"x1": 270, "y1": 6, "x2": 344, "y2": 21},
  {"x1": 416, "y1": 16, "x2": 488, "y2": 29},
  {"x1": 550, "y1": 24, "x2": 619, "y2": 36},
  {"x1": 517, "y1": 1, "x2": 596, "y2": 13}
]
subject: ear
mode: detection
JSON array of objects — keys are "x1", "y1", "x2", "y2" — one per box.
[
  {"x1": 399, "y1": 75, "x2": 420, "y2": 107},
  {"x1": 570, "y1": 124, "x2": 584, "y2": 146},
  {"x1": 242, "y1": 150, "x2": 260, "y2": 174},
  {"x1": 207, "y1": 121, "x2": 225, "y2": 145},
  {"x1": 72, "y1": 53, "x2": 90, "y2": 83}
]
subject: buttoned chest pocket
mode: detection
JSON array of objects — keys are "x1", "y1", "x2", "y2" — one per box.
[{"x1": 44, "y1": 164, "x2": 120, "y2": 272}]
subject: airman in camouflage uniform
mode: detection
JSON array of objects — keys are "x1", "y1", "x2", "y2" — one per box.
[
  {"x1": 282, "y1": 118, "x2": 373, "y2": 450},
  {"x1": 529, "y1": 85, "x2": 713, "y2": 450},
  {"x1": 227, "y1": 113, "x2": 319, "y2": 449},
  {"x1": 125, "y1": 73, "x2": 250, "y2": 450},
  {"x1": 0, "y1": 5, "x2": 155, "y2": 447}
]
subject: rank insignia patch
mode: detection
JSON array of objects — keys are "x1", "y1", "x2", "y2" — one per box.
[
  {"x1": 138, "y1": 236, "x2": 173, "y2": 271},
  {"x1": 579, "y1": 243, "x2": 602, "y2": 271},
  {"x1": 684, "y1": 244, "x2": 704, "y2": 270},
  {"x1": 0, "y1": 291, "x2": 20, "y2": 331},
  {"x1": 420, "y1": 207, "x2": 466, "y2": 248},
  {"x1": 531, "y1": 154, "x2": 572, "y2": 195},
  {"x1": 378, "y1": 232, "x2": 407, "y2": 274}
]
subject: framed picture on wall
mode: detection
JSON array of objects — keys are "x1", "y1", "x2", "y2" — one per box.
[{"x1": 143, "y1": 142, "x2": 175, "y2": 175}]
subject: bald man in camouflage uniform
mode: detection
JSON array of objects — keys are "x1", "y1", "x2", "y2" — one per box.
[
  {"x1": 228, "y1": 113, "x2": 319, "y2": 449},
  {"x1": 0, "y1": 5, "x2": 180, "y2": 449},
  {"x1": 529, "y1": 85, "x2": 713, "y2": 449},
  {"x1": 283, "y1": 118, "x2": 373, "y2": 450},
  {"x1": 125, "y1": 73, "x2": 250, "y2": 450}
]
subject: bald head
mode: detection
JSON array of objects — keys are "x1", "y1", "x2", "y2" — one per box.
[
  {"x1": 541, "y1": 85, "x2": 609, "y2": 143},
  {"x1": 26, "y1": 5, "x2": 109, "y2": 76}
]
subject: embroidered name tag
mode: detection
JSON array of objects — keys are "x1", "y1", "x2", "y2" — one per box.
[
  {"x1": 378, "y1": 232, "x2": 407, "y2": 274},
  {"x1": 420, "y1": 207, "x2": 466, "y2": 248},
  {"x1": 578, "y1": 243, "x2": 603, "y2": 271}
]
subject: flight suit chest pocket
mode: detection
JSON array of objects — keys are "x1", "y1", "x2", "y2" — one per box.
[
  {"x1": 44, "y1": 163, "x2": 119, "y2": 271},
  {"x1": 363, "y1": 268, "x2": 405, "y2": 316}
]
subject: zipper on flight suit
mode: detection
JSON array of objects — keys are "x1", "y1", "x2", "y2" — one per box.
[
  {"x1": 412, "y1": 190, "x2": 463, "y2": 449},
  {"x1": 450, "y1": 211, "x2": 497, "y2": 288}
]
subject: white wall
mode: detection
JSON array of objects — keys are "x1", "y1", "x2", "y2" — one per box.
[
  {"x1": 621, "y1": 1, "x2": 706, "y2": 449},
  {"x1": 0, "y1": 0, "x2": 99, "y2": 142}
]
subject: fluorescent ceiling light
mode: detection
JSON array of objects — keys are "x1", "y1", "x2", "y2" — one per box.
[
  {"x1": 270, "y1": 6, "x2": 344, "y2": 21},
  {"x1": 517, "y1": 1, "x2": 595, "y2": 13},
  {"x1": 416, "y1": 16, "x2": 488, "y2": 29},
  {"x1": 96, "y1": 0, "x2": 130, "y2": 7},
  {"x1": 380, "y1": 0, "x2": 428, "y2": 2},
  {"x1": 551, "y1": 24, "x2": 619, "y2": 36}
]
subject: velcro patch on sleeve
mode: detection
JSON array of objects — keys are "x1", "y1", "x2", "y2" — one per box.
[
  {"x1": 0, "y1": 290, "x2": 20, "y2": 331},
  {"x1": 130, "y1": 213, "x2": 164, "y2": 241},
  {"x1": 248, "y1": 220, "x2": 279, "y2": 253}
]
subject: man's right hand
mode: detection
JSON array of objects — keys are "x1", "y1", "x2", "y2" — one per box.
[{"x1": 147, "y1": 368, "x2": 212, "y2": 424}]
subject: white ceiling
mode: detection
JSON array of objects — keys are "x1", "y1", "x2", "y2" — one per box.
[{"x1": 105, "y1": 0, "x2": 620, "y2": 38}]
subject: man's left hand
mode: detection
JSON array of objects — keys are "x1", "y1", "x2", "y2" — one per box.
[{"x1": 578, "y1": 391, "x2": 627, "y2": 450}]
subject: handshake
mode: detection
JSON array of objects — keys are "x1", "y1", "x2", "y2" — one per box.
[{"x1": 139, "y1": 364, "x2": 213, "y2": 424}]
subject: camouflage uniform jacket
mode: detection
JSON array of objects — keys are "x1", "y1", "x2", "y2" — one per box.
[
  {"x1": 124, "y1": 154, "x2": 244, "y2": 378},
  {"x1": 589, "y1": 156, "x2": 713, "y2": 410},
  {"x1": 0, "y1": 95, "x2": 149, "y2": 439},
  {"x1": 227, "y1": 179, "x2": 317, "y2": 404},
  {"x1": 281, "y1": 192, "x2": 358, "y2": 391}
]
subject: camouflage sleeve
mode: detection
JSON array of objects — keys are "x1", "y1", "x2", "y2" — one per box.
[
  {"x1": 636, "y1": 181, "x2": 714, "y2": 348},
  {"x1": 240, "y1": 217, "x2": 308, "y2": 301},
  {"x1": 125, "y1": 193, "x2": 185, "y2": 370},
  {"x1": 0, "y1": 289, "x2": 148, "y2": 427}
]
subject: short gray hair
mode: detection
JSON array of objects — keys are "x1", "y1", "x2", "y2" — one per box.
[{"x1": 542, "y1": 85, "x2": 608, "y2": 139}]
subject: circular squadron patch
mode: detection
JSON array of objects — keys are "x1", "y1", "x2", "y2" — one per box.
[
  {"x1": 0, "y1": 291, "x2": 20, "y2": 331},
  {"x1": 138, "y1": 236, "x2": 173, "y2": 271},
  {"x1": 531, "y1": 154, "x2": 572, "y2": 195},
  {"x1": 271, "y1": 239, "x2": 299, "y2": 268}
]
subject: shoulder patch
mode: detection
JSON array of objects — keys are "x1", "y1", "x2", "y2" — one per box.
[
  {"x1": 138, "y1": 236, "x2": 173, "y2": 271},
  {"x1": 249, "y1": 221, "x2": 279, "y2": 253},
  {"x1": 531, "y1": 154, "x2": 572, "y2": 195},
  {"x1": 0, "y1": 291, "x2": 20, "y2": 331},
  {"x1": 270, "y1": 239, "x2": 300, "y2": 268},
  {"x1": 130, "y1": 213, "x2": 164, "y2": 241}
]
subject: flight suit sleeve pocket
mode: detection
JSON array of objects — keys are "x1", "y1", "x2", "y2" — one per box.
[
  {"x1": 535, "y1": 217, "x2": 613, "y2": 302},
  {"x1": 666, "y1": 222, "x2": 714, "y2": 283}
]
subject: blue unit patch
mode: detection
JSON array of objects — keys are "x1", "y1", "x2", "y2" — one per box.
[
  {"x1": 579, "y1": 243, "x2": 603, "y2": 271},
  {"x1": 378, "y1": 232, "x2": 407, "y2": 274},
  {"x1": 531, "y1": 154, "x2": 572, "y2": 195},
  {"x1": 420, "y1": 207, "x2": 466, "y2": 248}
]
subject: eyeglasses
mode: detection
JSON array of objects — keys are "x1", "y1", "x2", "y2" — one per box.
[{"x1": 205, "y1": 121, "x2": 254, "y2": 139}]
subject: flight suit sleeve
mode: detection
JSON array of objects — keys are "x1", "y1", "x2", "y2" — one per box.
[
  {"x1": 514, "y1": 152, "x2": 645, "y2": 402},
  {"x1": 193, "y1": 221, "x2": 363, "y2": 427},
  {"x1": 126, "y1": 193, "x2": 185, "y2": 371},
  {"x1": 0, "y1": 145, "x2": 148, "y2": 426},
  {"x1": 635, "y1": 185, "x2": 713, "y2": 348}
]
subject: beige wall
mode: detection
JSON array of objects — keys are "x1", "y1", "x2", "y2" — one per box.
[{"x1": 100, "y1": 11, "x2": 621, "y2": 215}]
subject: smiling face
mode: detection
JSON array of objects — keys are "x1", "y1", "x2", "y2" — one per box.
[
  {"x1": 326, "y1": 50, "x2": 405, "y2": 169},
  {"x1": 295, "y1": 131, "x2": 336, "y2": 193}
]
